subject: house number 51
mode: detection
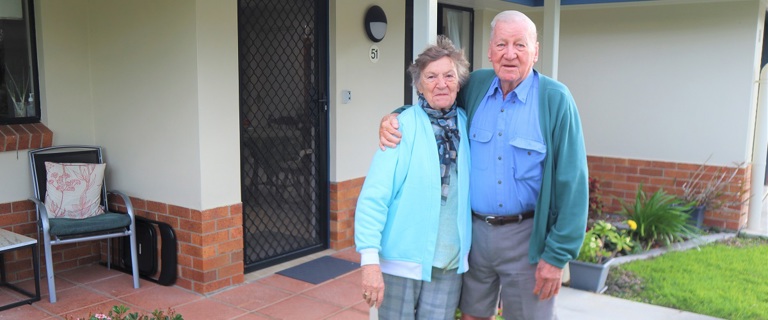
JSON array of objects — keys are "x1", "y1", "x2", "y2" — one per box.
[{"x1": 369, "y1": 45, "x2": 380, "y2": 63}]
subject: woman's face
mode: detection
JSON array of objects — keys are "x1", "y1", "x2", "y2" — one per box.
[{"x1": 418, "y1": 57, "x2": 459, "y2": 110}]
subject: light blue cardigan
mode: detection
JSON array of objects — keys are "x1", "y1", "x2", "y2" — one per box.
[{"x1": 354, "y1": 105, "x2": 471, "y2": 281}]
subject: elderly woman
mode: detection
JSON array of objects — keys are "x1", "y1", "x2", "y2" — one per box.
[{"x1": 354, "y1": 35, "x2": 471, "y2": 319}]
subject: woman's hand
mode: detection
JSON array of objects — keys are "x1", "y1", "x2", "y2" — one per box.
[
  {"x1": 378, "y1": 114, "x2": 402, "y2": 150},
  {"x1": 361, "y1": 264, "x2": 385, "y2": 308}
]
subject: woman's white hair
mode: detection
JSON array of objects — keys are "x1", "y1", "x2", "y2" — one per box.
[{"x1": 407, "y1": 35, "x2": 470, "y2": 89}]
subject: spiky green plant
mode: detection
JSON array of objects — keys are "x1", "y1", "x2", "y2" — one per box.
[
  {"x1": 619, "y1": 184, "x2": 699, "y2": 251},
  {"x1": 4, "y1": 65, "x2": 29, "y2": 105}
]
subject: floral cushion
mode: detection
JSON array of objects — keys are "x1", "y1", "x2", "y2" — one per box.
[{"x1": 44, "y1": 162, "x2": 106, "y2": 219}]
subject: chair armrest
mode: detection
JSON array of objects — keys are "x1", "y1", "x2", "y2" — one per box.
[
  {"x1": 107, "y1": 190, "x2": 136, "y2": 220},
  {"x1": 29, "y1": 197, "x2": 51, "y2": 231}
]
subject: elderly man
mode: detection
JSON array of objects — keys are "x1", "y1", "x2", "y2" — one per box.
[{"x1": 378, "y1": 10, "x2": 588, "y2": 320}]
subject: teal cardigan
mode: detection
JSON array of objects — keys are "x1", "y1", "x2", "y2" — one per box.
[{"x1": 458, "y1": 69, "x2": 589, "y2": 268}]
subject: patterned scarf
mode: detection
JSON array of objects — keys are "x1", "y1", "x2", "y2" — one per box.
[{"x1": 419, "y1": 95, "x2": 460, "y2": 205}]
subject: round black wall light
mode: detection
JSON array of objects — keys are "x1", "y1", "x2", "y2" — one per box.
[{"x1": 364, "y1": 5, "x2": 387, "y2": 42}]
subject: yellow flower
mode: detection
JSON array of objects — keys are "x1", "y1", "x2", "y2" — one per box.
[{"x1": 627, "y1": 220, "x2": 637, "y2": 231}]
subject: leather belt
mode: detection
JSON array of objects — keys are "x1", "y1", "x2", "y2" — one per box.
[{"x1": 472, "y1": 211, "x2": 535, "y2": 226}]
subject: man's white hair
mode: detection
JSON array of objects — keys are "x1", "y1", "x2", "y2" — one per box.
[{"x1": 490, "y1": 10, "x2": 538, "y2": 41}]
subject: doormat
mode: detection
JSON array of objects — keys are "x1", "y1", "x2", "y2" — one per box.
[{"x1": 277, "y1": 256, "x2": 359, "y2": 284}]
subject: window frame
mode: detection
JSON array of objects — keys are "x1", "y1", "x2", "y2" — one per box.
[
  {"x1": 0, "y1": 0, "x2": 40, "y2": 125},
  {"x1": 437, "y1": 3, "x2": 474, "y2": 71}
]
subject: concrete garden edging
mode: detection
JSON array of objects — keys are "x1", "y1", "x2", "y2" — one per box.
[{"x1": 611, "y1": 232, "x2": 736, "y2": 266}]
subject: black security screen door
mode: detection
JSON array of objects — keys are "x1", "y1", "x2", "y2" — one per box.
[{"x1": 238, "y1": 0, "x2": 329, "y2": 272}]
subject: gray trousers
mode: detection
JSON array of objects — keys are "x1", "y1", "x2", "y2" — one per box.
[{"x1": 459, "y1": 218, "x2": 557, "y2": 320}]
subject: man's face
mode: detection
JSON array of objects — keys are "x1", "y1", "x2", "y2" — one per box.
[{"x1": 488, "y1": 20, "x2": 539, "y2": 91}]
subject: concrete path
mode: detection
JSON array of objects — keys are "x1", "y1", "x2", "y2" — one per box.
[{"x1": 557, "y1": 287, "x2": 723, "y2": 320}]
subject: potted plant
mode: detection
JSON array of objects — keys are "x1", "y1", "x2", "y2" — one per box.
[
  {"x1": 569, "y1": 220, "x2": 635, "y2": 293},
  {"x1": 680, "y1": 161, "x2": 747, "y2": 228},
  {"x1": 4, "y1": 64, "x2": 31, "y2": 117}
]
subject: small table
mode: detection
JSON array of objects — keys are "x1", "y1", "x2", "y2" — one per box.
[{"x1": 0, "y1": 228, "x2": 40, "y2": 311}]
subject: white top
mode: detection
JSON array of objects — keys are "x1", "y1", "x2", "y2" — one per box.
[{"x1": 0, "y1": 228, "x2": 37, "y2": 251}]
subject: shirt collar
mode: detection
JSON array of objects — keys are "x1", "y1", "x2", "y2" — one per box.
[{"x1": 488, "y1": 69, "x2": 538, "y2": 103}]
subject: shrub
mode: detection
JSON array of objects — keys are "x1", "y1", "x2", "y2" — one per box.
[
  {"x1": 619, "y1": 184, "x2": 699, "y2": 250},
  {"x1": 577, "y1": 220, "x2": 636, "y2": 264},
  {"x1": 680, "y1": 160, "x2": 747, "y2": 211},
  {"x1": 588, "y1": 177, "x2": 605, "y2": 219},
  {"x1": 64, "y1": 305, "x2": 183, "y2": 320}
]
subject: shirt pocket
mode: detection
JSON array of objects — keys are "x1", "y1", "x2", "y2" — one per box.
[
  {"x1": 469, "y1": 127, "x2": 493, "y2": 170},
  {"x1": 509, "y1": 137, "x2": 546, "y2": 180}
]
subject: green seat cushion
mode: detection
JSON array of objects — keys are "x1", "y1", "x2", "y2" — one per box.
[{"x1": 48, "y1": 212, "x2": 132, "y2": 237}]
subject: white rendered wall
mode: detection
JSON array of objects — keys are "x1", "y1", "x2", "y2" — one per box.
[
  {"x1": 2, "y1": 0, "x2": 760, "y2": 204},
  {"x1": 556, "y1": 1, "x2": 759, "y2": 166},
  {"x1": 474, "y1": 1, "x2": 759, "y2": 167},
  {"x1": 86, "y1": 1, "x2": 203, "y2": 210},
  {"x1": 330, "y1": 0, "x2": 406, "y2": 182},
  {"x1": 0, "y1": 0, "x2": 241, "y2": 210},
  {"x1": 0, "y1": 0, "x2": 95, "y2": 203},
  {"x1": 87, "y1": 0, "x2": 240, "y2": 210},
  {"x1": 194, "y1": 0, "x2": 241, "y2": 209}
]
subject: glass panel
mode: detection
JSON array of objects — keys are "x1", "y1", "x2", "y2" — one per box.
[
  {"x1": 441, "y1": 6, "x2": 473, "y2": 69},
  {"x1": 0, "y1": 0, "x2": 38, "y2": 124}
]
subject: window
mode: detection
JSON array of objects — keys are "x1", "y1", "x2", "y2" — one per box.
[
  {"x1": 0, "y1": 0, "x2": 38, "y2": 125},
  {"x1": 762, "y1": 10, "x2": 768, "y2": 69},
  {"x1": 438, "y1": 4, "x2": 473, "y2": 70}
]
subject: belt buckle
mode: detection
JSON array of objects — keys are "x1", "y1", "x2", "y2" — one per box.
[
  {"x1": 483, "y1": 215, "x2": 496, "y2": 225},
  {"x1": 513, "y1": 214, "x2": 523, "y2": 224}
]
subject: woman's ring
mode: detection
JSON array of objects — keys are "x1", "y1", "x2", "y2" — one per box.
[{"x1": 362, "y1": 292, "x2": 369, "y2": 299}]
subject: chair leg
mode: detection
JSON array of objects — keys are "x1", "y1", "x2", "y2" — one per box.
[
  {"x1": 129, "y1": 232, "x2": 140, "y2": 288},
  {"x1": 106, "y1": 239, "x2": 111, "y2": 269},
  {"x1": 43, "y1": 236, "x2": 56, "y2": 303}
]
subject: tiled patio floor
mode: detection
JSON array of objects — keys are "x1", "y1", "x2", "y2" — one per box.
[{"x1": 0, "y1": 247, "x2": 368, "y2": 320}]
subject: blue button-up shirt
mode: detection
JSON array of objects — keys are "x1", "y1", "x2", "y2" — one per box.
[{"x1": 469, "y1": 71, "x2": 546, "y2": 215}]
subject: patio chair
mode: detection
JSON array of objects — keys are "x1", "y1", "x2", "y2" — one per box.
[{"x1": 28, "y1": 145, "x2": 139, "y2": 303}]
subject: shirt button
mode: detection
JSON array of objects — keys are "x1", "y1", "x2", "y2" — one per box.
[
  {"x1": 498, "y1": 204, "x2": 503, "y2": 207},
  {"x1": 473, "y1": 134, "x2": 476, "y2": 138},
  {"x1": 498, "y1": 180, "x2": 502, "y2": 184},
  {"x1": 501, "y1": 109, "x2": 505, "y2": 112},
  {"x1": 498, "y1": 156, "x2": 502, "y2": 160},
  {"x1": 528, "y1": 151, "x2": 532, "y2": 155},
  {"x1": 498, "y1": 132, "x2": 502, "y2": 136}
]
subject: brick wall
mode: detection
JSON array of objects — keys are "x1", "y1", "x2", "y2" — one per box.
[
  {"x1": 0, "y1": 197, "x2": 244, "y2": 295},
  {"x1": 0, "y1": 123, "x2": 53, "y2": 152},
  {"x1": 329, "y1": 156, "x2": 754, "y2": 253},
  {"x1": 0, "y1": 200, "x2": 102, "y2": 283},
  {"x1": 0, "y1": 123, "x2": 55, "y2": 282},
  {"x1": 329, "y1": 177, "x2": 364, "y2": 250},
  {"x1": 588, "y1": 155, "x2": 751, "y2": 231},
  {"x1": 109, "y1": 196, "x2": 244, "y2": 294}
]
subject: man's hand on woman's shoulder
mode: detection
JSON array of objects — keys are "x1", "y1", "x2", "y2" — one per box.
[{"x1": 379, "y1": 113, "x2": 401, "y2": 150}]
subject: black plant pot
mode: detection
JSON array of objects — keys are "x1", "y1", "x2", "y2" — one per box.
[{"x1": 687, "y1": 205, "x2": 706, "y2": 228}]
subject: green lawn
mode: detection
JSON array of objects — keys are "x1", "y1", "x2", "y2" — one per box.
[{"x1": 605, "y1": 236, "x2": 768, "y2": 320}]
